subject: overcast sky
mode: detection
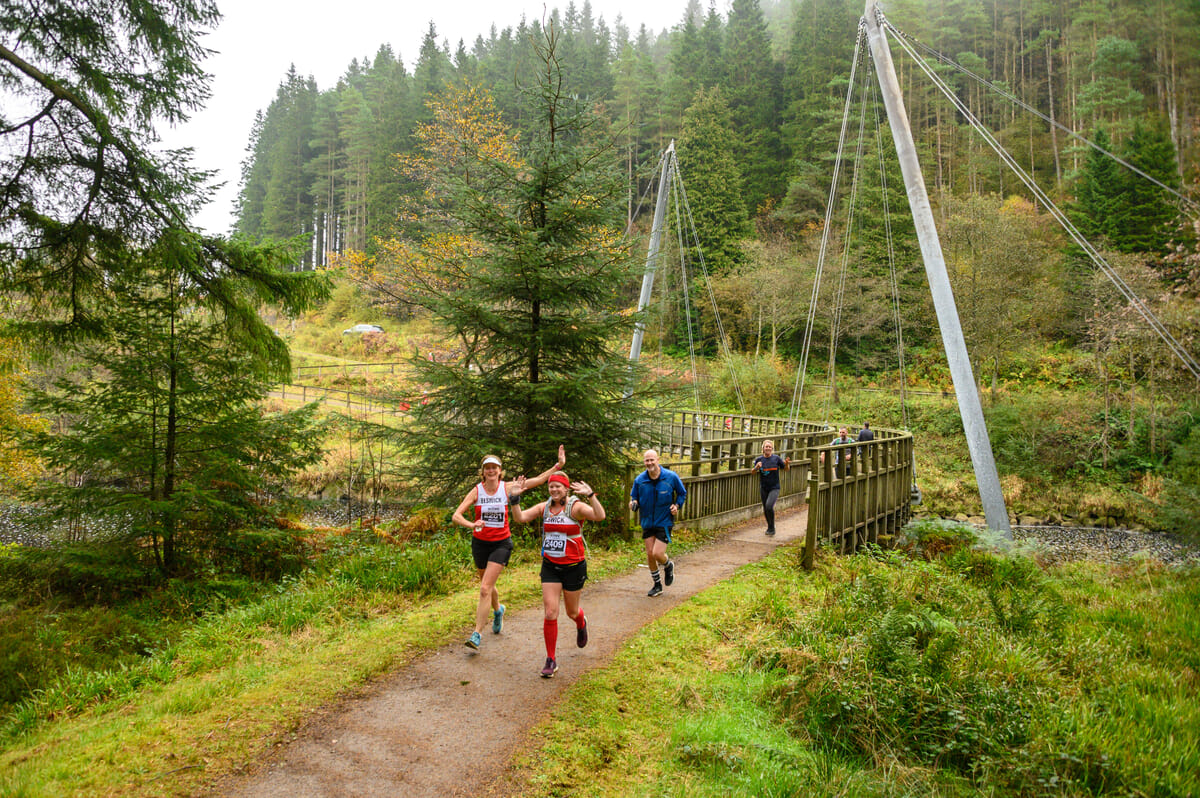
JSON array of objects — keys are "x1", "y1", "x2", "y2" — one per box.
[{"x1": 162, "y1": 0, "x2": 691, "y2": 234}]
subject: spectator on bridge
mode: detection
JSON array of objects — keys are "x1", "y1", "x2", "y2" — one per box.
[
  {"x1": 821, "y1": 427, "x2": 855, "y2": 476},
  {"x1": 752, "y1": 440, "x2": 790, "y2": 536},
  {"x1": 856, "y1": 422, "x2": 875, "y2": 468},
  {"x1": 511, "y1": 469, "x2": 604, "y2": 678},
  {"x1": 629, "y1": 449, "x2": 687, "y2": 597},
  {"x1": 452, "y1": 445, "x2": 565, "y2": 652}
]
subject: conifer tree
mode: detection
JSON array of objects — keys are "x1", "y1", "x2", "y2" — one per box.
[
  {"x1": 1118, "y1": 121, "x2": 1180, "y2": 254},
  {"x1": 1072, "y1": 127, "x2": 1126, "y2": 246},
  {"x1": 723, "y1": 0, "x2": 786, "y2": 213},
  {"x1": 677, "y1": 87, "x2": 752, "y2": 275},
  {"x1": 1, "y1": 0, "x2": 217, "y2": 333},
  {"x1": 24, "y1": 231, "x2": 328, "y2": 576},
  {"x1": 392, "y1": 27, "x2": 660, "y2": 496}
]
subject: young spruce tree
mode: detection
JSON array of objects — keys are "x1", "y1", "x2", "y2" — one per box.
[
  {"x1": 400, "y1": 25, "x2": 661, "y2": 499},
  {"x1": 24, "y1": 231, "x2": 327, "y2": 577}
]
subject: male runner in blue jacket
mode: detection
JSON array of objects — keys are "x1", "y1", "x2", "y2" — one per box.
[{"x1": 629, "y1": 449, "x2": 687, "y2": 597}]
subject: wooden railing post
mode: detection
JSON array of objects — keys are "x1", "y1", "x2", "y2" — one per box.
[{"x1": 804, "y1": 446, "x2": 820, "y2": 570}]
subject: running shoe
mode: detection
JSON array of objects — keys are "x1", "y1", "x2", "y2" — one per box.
[
  {"x1": 647, "y1": 583, "x2": 663, "y2": 597},
  {"x1": 576, "y1": 620, "x2": 589, "y2": 648},
  {"x1": 492, "y1": 604, "x2": 505, "y2": 634},
  {"x1": 664, "y1": 560, "x2": 675, "y2": 586},
  {"x1": 540, "y1": 657, "x2": 558, "y2": 678},
  {"x1": 465, "y1": 631, "x2": 482, "y2": 650},
  {"x1": 766, "y1": 528, "x2": 776, "y2": 536}
]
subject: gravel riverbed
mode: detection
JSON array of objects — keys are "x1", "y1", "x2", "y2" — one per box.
[{"x1": 1008, "y1": 525, "x2": 1200, "y2": 567}]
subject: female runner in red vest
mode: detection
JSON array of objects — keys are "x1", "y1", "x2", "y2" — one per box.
[
  {"x1": 512, "y1": 469, "x2": 605, "y2": 678},
  {"x1": 452, "y1": 445, "x2": 565, "y2": 652}
]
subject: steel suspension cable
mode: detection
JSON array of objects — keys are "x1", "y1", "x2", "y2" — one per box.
[
  {"x1": 868, "y1": 73, "x2": 912, "y2": 435},
  {"x1": 788, "y1": 22, "x2": 868, "y2": 430},
  {"x1": 669, "y1": 161, "x2": 705, "y2": 417},
  {"x1": 671, "y1": 148, "x2": 748, "y2": 414},
  {"x1": 884, "y1": 18, "x2": 1200, "y2": 381},
  {"x1": 823, "y1": 58, "x2": 872, "y2": 426}
]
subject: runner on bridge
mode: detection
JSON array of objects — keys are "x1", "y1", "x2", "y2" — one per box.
[{"x1": 752, "y1": 439, "x2": 790, "y2": 536}]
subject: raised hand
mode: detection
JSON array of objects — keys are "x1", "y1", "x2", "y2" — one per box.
[
  {"x1": 512, "y1": 474, "x2": 527, "y2": 497},
  {"x1": 557, "y1": 444, "x2": 566, "y2": 470}
]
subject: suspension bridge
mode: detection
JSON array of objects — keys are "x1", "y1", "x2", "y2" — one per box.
[
  {"x1": 280, "y1": 0, "x2": 1197, "y2": 565},
  {"x1": 621, "y1": 0, "x2": 1197, "y2": 557}
]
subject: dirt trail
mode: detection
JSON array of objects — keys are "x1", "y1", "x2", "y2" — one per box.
[{"x1": 215, "y1": 506, "x2": 809, "y2": 797}]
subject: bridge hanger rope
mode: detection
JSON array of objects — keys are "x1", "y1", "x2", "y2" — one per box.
[
  {"x1": 822, "y1": 52, "x2": 873, "y2": 428},
  {"x1": 870, "y1": 76, "x2": 912, "y2": 437},
  {"x1": 882, "y1": 14, "x2": 1200, "y2": 382},
  {"x1": 866, "y1": 69, "x2": 920, "y2": 495},
  {"x1": 669, "y1": 157, "x2": 705, "y2": 417},
  {"x1": 788, "y1": 21, "x2": 868, "y2": 432},
  {"x1": 886, "y1": 23, "x2": 1198, "y2": 213},
  {"x1": 668, "y1": 146, "x2": 749, "y2": 415}
]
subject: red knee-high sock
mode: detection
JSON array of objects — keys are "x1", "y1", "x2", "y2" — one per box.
[
  {"x1": 575, "y1": 610, "x2": 586, "y2": 629},
  {"x1": 543, "y1": 618, "x2": 558, "y2": 659}
]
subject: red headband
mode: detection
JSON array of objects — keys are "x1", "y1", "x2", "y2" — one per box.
[{"x1": 548, "y1": 473, "x2": 570, "y2": 487}]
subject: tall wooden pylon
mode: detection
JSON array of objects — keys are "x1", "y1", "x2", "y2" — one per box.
[{"x1": 864, "y1": 2, "x2": 1011, "y2": 534}]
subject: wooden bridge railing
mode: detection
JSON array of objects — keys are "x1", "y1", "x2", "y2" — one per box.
[
  {"x1": 267, "y1": 384, "x2": 414, "y2": 416},
  {"x1": 804, "y1": 427, "x2": 915, "y2": 569},
  {"x1": 627, "y1": 413, "x2": 915, "y2": 568},
  {"x1": 627, "y1": 412, "x2": 831, "y2": 532}
]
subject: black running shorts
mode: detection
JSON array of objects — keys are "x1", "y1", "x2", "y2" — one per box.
[
  {"x1": 540, "y1": 558, "x2": 587, "y2": 591},
  {"x1": 472, "y1": 536, "x2": 514, "y2": 570},
  {"x1": 641, "y1": 526, "x2": 671, "y2": 544}
]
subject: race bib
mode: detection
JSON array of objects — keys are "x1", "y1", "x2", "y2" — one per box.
[
  {"x1": 542, "y1": 531, "x2": 568, "y2": 558},
  {"x1": 482, "y1": 509, "x2": 504, "y2": 524}
]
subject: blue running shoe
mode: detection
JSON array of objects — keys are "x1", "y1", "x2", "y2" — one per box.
[
  {"x1": 465, "y1": 631, "x2": 482, "y2": 650},
  {"x1": 492, "y1": 604, "x2": 505, "y2": 634}
]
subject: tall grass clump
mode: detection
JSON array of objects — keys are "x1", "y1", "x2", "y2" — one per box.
[
  {"x1": 321, "y1": 531, "x2": 467, "y2": 596},
  {"x1": 742, "y1": 534, "x2": 1200, "y2": 795}
]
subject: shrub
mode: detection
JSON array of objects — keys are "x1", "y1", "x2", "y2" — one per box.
[
  {"x1": 897, "y1": 517, "x2": 977, "y2": 559},
  {"x1": 0, "y1": 541, "x2": 155, "y2": 605},
  {"x1": 1155, "y1": 427, "x2": 1200, "y2": 537},
  {"x1": 326, "y1": 534, "x2": 463, "y2": 596}
]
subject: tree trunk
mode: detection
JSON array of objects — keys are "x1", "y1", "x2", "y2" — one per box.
[
  {"x1": 162, "y1": 353, "x2": 178, "y2": 575},
  {"x1": 1046, "y1": 38, "x2": 1062, "y2": 184}
]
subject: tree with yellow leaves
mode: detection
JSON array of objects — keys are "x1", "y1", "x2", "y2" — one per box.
[{"x1": 0, "y1": 336, "x2": 45, "y2": 490}]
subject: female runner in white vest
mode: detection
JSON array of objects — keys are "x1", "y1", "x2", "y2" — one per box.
[
  {"x1": 512, "y1": 469, "x2": 604, "y2": 678},
  {"x1": 452, "y1": 445, "x2": 565, "y2": 652}
]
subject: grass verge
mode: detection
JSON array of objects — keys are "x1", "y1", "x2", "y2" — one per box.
[
  {"x1": 0, "y1": 525, "x2": 716, "y2": 798},
  {"x1": 508, "y1": 537, "x2": 1200, "y2": 797}
]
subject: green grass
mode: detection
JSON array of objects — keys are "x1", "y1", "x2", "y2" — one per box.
[
  {"x1": 509, "y1": 535, "x2": 1200, "y2": 797},
  {"x1": 0, "y1": 524, "x2": 717, "y2": 797}
]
